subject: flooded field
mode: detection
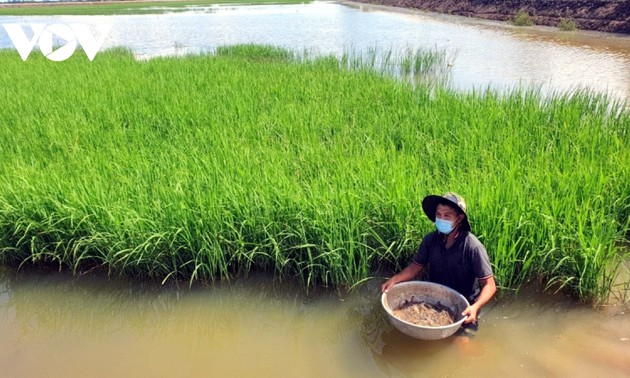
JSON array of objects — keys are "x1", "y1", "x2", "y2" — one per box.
[
  {"x1": 0, "y1": 1, "x2": 628, "y2": 102},
  {"x1": 1, "y1": 269, "x2": 628, "y2": 377},
  {"x1": 0, "y1": 2, "x2": 628, "y2": 376}
]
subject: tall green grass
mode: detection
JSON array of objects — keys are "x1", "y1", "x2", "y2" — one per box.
[{"x1": 0, "y1": 45, "x2": 627, "y2": 303}]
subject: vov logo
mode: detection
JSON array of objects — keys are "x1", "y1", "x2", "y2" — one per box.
[{"x1": 3, "y1": 23, "x2": 111, "y2": 61}]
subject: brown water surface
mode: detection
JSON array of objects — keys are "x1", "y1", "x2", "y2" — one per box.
[{"x1": 0, "y1": 268, "x2": 628, "y2": 377}]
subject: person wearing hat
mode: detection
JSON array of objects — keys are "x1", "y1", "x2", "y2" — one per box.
[{"x1": 381, "y1": 192, "x2": 496, "y2": 326}]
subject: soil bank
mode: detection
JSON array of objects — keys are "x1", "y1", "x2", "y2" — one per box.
[{"x1": 349, "y1": 0, "x2": 630, "y2": 34}]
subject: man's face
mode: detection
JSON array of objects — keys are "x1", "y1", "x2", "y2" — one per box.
[{"x1": 436, "y1": 204, "x2": 462, "y2": 223}]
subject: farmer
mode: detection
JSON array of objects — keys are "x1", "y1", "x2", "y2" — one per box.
[{"x1": 381, "y1": 192, "x2": 496, "y2": 326}]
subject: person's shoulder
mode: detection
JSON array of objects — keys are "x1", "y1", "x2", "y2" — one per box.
[{"x1": 462, "y1": 231, "x2": 485, "y2": 249}]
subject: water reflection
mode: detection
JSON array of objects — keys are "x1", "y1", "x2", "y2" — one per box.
[
  {"x1": 0, "y1": 268, "x2": 313, "y2": 340},
  {"x1": 0, "y1": 268, "x2": 365, "y2": 377},
  {"x1": 0, "y1": 269, "x2": 628, "y2": 377},
  {"x1": 349, "y1": 278, "x2": 630, "y2": 377}
]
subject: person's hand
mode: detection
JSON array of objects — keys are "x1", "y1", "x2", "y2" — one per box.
[
  {"x1": 461, "y1": 305, "x2": 479, "y2": 324},
  {"x1": 381, "y1": 277, "x2": 399, "y2": 293},
  {"x1": 381, "y1": 264, "x2": 422, "y2": 293}
]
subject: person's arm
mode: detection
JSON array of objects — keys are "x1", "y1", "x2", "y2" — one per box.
[
  {"x1": 381, "y1": 263, "x2": 424, "y2": 293},
  {"x1": 462, "y1": 275, "x2": 496, "y2": 323}
]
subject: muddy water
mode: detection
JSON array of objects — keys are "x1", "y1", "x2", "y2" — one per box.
[{"x1": 1, "y1": 268, "x2": 628, "y2": 377}]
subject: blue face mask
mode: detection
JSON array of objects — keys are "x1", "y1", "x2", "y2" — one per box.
[{"x1": 435, "y1": 217, "x2": 455, "y2": 234}]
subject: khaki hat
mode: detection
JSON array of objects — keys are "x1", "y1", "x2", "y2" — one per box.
[{"x1": 422, "y1": 192, "x2": 471, "y2": 232}]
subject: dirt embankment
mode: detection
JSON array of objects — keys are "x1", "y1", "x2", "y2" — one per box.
[{"x1": 350, "y1": 0, "x2": 630, "y2": 34}]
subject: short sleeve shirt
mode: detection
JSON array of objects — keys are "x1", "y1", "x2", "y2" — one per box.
[{"x1": 412, "y1": 230, "x2": 493, "y2": 302}]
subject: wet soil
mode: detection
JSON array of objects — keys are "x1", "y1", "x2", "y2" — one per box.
[
  {"x1": 349, "y1": 0, "x2": 630, "y2": 34},
  {"x1": 392, "y1": 300, "x2": 455, "y2": 326}
]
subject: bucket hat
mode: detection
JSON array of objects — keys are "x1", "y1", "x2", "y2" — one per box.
[{"x1": 422, "y1": 192, "x2": 471, "y2": 232}]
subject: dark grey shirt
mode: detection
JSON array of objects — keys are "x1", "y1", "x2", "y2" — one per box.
[{"x1": 412, "y1": 230, "x2": 493, "y2": 302}]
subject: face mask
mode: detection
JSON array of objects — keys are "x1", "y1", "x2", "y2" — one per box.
[{"x1": 435, "y1": 217, "x2": 455, "y2": 234}]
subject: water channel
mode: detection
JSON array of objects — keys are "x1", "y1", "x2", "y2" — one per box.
[
  {"x1": 1, "y1": 2, "x2": 629, "y2": 376},
  {"x1": 0, "y1": 1, "x2": 629, "y2": 102},
  {"x1": 0, "y1": 267, "x2": 628, "y2": 377}
]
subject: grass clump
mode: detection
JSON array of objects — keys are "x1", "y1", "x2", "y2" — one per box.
[
  {"x1": 558, "y1": 19, "x2": 577, "y2": 31},
  {"x1": 0, "y1": 45, "x2": 628, "y2": 303},
  {"x1": 514, "y1": 10, "x2": 534, "y2": 26},
  {"x1": 215, "y1": 44, "x2": 296, "y2": 62}
]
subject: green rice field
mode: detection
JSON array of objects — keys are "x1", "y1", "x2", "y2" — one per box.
[{"x1": 0, "y1": 45, "x2": 628, "y2": 303}]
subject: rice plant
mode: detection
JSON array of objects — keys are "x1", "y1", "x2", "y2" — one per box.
[{"x1": 0, "y1": 45, "x2": 627, "y2": 303}]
